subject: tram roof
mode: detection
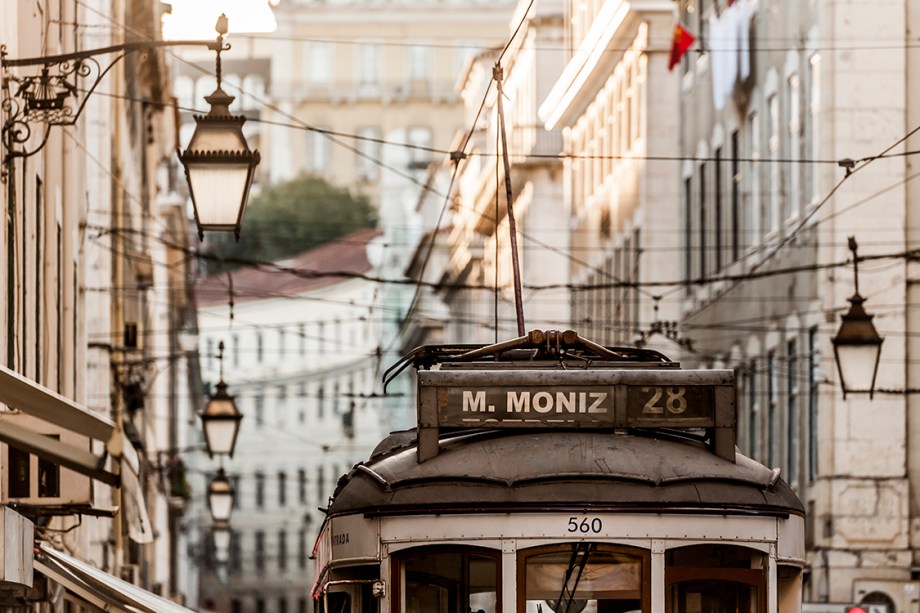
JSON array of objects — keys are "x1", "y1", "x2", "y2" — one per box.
[{"x1": 325, "y1": 428, "x2": 805, "y2": 519}]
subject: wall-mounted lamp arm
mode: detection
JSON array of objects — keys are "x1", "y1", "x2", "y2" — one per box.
[{"x1": 1, "y1": 35, "x2": 227, "y2": 165}]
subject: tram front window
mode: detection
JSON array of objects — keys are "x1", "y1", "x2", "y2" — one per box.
[
  {"x1": 666, "y1": 545, "x2": 765, "y2": 613},
  {"x1": 396, "y1": 547, "x2": 499, "y2": 613},
  {"x1": 523, "y1": 545, "x2": 646, "y2": 613}
]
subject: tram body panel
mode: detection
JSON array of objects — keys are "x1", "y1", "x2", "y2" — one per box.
[{"x1": 377, "y1": 513, "x2": 795, "y2": 547}]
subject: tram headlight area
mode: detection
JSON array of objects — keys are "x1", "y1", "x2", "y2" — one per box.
[{"x1": 312, "y1": 329, "x2": 806, "y2": 613}]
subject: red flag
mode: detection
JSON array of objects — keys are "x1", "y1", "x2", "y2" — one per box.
[{"x1": 668, "y1": 24, "x2": 696, "y2": 71}]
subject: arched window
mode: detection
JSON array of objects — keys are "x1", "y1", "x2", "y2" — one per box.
[
  {"x1": 666, "y1": 544, "x2": 767, "y2": 613},
  {"x1": 394, "y1": 546, "x2": 500, "y2": 613},
  {"x1": 521, "y1": 543, "x2": 649, "y2": 613}
]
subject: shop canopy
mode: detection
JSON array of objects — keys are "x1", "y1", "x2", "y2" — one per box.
[{"x1": 35, "y1": 544, "x2": 196, "y2": 613}]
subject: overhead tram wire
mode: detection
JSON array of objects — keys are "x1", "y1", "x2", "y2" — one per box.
[
  {"x1": 380, "y1": 0, "x2": 536, "y2": 355},
  {"x1": 76, "y1": 83, "x2": 920, "y2": 169},
  {"x1": 74, "y1": 2, "x2": 920, "y2": 315},
  {"x1": 658, "y1": 121, "x2": 920, "y2": 302},
  {"x1": 76, "y1": 0, "x2": 458, "y2": 204}
]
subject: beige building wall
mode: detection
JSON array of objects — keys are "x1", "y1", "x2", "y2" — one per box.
[
  {"x1": 0, "y1": 0, "x2": 197, "y2": 608},
  {"x1": 675, "y1": 0, "x2": 917, "y2": 610},
  {"x1": 265, "y1": 0, "x2": 517, "y2": 204}
]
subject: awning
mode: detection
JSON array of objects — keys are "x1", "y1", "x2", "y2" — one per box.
[
  {"x1": 0, "y1": 364, "x2": 119, "y2": 485},
  {"x1": 35, "y1": 544, "x2": 195, "y2": 613}
]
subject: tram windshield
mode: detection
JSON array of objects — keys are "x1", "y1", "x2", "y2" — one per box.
[
  {"x1": 523, "y1": 545, "x2": 646, "y2": 613},
  {"x1": 665, "y1": 545, "x2": 766, "y2": 613},
  {"x1": 396, "y1": 547, "x2": 499, "y2": 613}
]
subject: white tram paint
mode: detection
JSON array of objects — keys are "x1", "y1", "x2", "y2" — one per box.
[
  {"x1": 379, "y1": 513, "x2": 783, "y2": 546},
  {"x1": 315, "y1": 512, "x2": 805, "y2": 565}
]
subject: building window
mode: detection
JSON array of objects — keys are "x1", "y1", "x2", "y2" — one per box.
[
  {"x1": 240, "y1": 75, "x2": 265, "y2": 110},
  {"x1": 255, "y1": 392, "x2": 264, "y2": 427},
  {"x1": 806, "y1": 54, "x2": 821, "y2": 204},
  {"x1": 230, "y1": 530, "x2": 242, "y2": 572},
  {"x1": 786, "y1": 338, "x2": 799, "y2": 486},
  {"x1": 767, "y1": 93, "x2": 780, "y2": 233},
  {"x1": 356, "y1": 127, "x2": 382, "y2": 182},
  {"x1": 731, "y1": 130, "x2": 741, "y2": 259},
  {"x1": 256, "y1": 331, "x2": 263, "y2": 362},
  {"x1": 785, "y1": 74, "x2": 800, "y2": 221},
  {"x1": 684, "y1": 176, "x2": 693, "y2": 289},
  {"x1": 256, "y1": 599, "x2": 265, "y2": 613},
  {"x1": 307, "y1": 130, "x2": 332, "y2": 173},
  {"x1": 317, "y1": 384, "x2": 325, "y2": 419},
  {"x1": 748, "y1": 359, "x2": 759, "y2": 460},
  {"x1": 317, "y1": 466, "x2": 325, "y2": 506},
  {"x1": 277, "y1": 385, "x2": 287, "y2": 425},
  {"x1": 746, "y1": 110, "x2": 761, "y2": 244},
  {"x1": 278, "y1": 471, "x2": 287, "y2": 507},
  {"x1": 255, "y1": 472, "x2": 265, "y2": 508},
  {"x1": 299, "y1": 529, "x2": 307, "y2": 569},
  {"x1": 698, "y1": 162, "x2": 707, "y2": 277},
  {"x1": 255, "y1": 531, "x2": 265, "y2": 572},
  {"x1": 231, "y1": 475, "x2": 241, "y2": 509},
  {"x1": 714, "y1": 147, "x2": 723, "y2": 271},
  {"x1": 278, "y1": 530, "x2": 287, "y2": 571},
  {"x1": 298, "y1": 468, "x2": 307, "y2": 503},
  {"x1": 278, "y1": 328, "x2": 285, "y2": 358},
  {"x1": 808, "y1": 327, "x2": 819, "y2": 481},
  {"x1": 407, "y1": 40, "x2": 432, "y2": 83},
  {"x1": 357, "y1": 41, "x2": 381, "y2": 90},
  {"x1": 767, "y1": 351, "x2": 778, "y2": 467},
  {"x1": 407, "y1": 126, "x2": 433, "y2": 172},
  {"x1": 298, "y1": 324, "x2": 306, "y2": 355},
  {"x1": 306, "y1": 41, "x2": 333, "y2": 85}
]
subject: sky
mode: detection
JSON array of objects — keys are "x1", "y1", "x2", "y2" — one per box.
[{"x1": 162, "y1": 0, "x2": 278, "y2": 39}]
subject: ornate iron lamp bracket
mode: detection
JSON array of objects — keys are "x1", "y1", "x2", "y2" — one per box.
[{"x1": 1, "y1": 38, "x2": 227, "y2": 167}]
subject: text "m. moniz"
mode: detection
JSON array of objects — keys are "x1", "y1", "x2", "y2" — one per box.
[{"x1": 462, "y1": 390, "x2": 609, "y2": 414}]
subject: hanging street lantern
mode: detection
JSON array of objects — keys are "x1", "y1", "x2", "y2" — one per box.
[
  {"x1": 178, "y1": 14, "x2": 260, "y2": 241},
  {"x1": 199, "y1": 341, "x2": 243, "y2": 457},
  {"x1": 208, "y1": 468, "x2": 235, "y2": 523},
  {"x1": 832, "y1": 237, "x2": 884, "y2": 398},
  {"x1": 200, "y1": 379, "x2": 243, "y2": 458}
]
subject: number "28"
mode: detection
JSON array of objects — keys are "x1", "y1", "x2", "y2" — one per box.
[{"x1": 641, "y1": 386, "x2": 687, "y2": 414}]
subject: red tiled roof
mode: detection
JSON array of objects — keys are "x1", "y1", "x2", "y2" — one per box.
[{"x1": 195, "y1": 228, "x2": 381, "y2": 307}]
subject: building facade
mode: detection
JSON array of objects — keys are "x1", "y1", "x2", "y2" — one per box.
[
  {"x1": 0, "y1": 0, "x2": 199, "y2": 610},
  {"x1": 194, "y1": 230, "x2": 384, "y2": 613},
  {"x1": 676, "y1": 0, "x2": 918, "y2": 611},
  {"x1": 540, "y1": 0, "x2": 684, "y2": 351}
]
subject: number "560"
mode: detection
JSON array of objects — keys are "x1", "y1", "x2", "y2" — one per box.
[{"x1": 567, "y1": 517, "x2": 603, "y2": 534}]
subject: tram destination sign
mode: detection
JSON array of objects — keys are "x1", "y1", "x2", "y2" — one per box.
[{"x1": 418, "y1": 369, "x2": 733, "y2": 430}]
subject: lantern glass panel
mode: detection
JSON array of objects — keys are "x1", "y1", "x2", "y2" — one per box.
[
  {"x1": 209, "y1": 489, "x2": 233, "y2": 522},
  {"x1": 203, "y1": 418, "x2": 239, "y2": 456},
  {"x1": 836, "y1": 343, "x2": 881, "y2": 393},
  {"x1": 187, "y1": 162, "x2": 250, "y2": 228}
]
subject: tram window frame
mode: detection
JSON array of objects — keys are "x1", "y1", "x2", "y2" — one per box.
[
  {"x1": 517, "y1": 543, "x2": 651, "y2": 613},
  {"x1": 665, "y1": 544, "x2": 767, "y2": 613},
  {"x1": 390, "y1": 545, "x2": 501, "y2": 613}
]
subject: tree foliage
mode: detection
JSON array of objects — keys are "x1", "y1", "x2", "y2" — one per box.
[{"x1": 203, "y1": 174, "x2": 377, "y2": 273}]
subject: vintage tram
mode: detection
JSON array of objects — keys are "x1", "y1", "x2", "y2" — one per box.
[{"x1": 312, "y1": 330, "x2": 805, "y2": 613}]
